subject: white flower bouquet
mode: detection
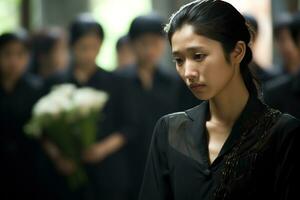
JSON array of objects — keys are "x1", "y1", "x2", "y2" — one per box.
[{"x1": 25, "y1": 84, "x2": 109, "y2": 189}]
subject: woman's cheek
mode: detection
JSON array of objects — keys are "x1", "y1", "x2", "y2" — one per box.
[{"x1": 176, "y1": 67, "x2": 185, "y2": 80}]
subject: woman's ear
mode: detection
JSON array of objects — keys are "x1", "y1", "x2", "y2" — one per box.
[{"x1": 230, "y1": 41, "x2": 246, "y2": 65}]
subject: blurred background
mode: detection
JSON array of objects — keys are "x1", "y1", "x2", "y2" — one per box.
[
  {"x1": 1, "y1": 0, "x2": 300, "y2": 200},
  {"x1": 1, "y1": 0, "x2": 299, "y2": 71}
]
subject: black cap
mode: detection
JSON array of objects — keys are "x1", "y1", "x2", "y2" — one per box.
[
  {"x1": 129, "y1": 13, "x2": 165, "y2": 40},
  {"x1": 0, "y1": 30, "x2": 29, "y2": 51},
  {"x1": 273, "y1": 13, "x2": 292, "y2": 38},
  {"x1": 69, "y1": 13, "x2": 104, "y2": 46}
]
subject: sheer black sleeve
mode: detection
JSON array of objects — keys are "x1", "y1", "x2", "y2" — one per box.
[{"x1": 139, "y1": 117, "x2": 173, "y2": 200}]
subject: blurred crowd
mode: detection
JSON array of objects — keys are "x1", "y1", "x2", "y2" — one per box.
[{"x1": 0, "y1": 11, "x2": 300, "y2": 200}]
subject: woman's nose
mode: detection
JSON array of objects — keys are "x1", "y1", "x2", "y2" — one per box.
[{"x1": 184, "y1": 61, "x2": 199, "y2": 80}]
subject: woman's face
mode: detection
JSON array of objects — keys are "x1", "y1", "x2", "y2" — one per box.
[
  {"x1": 72, "y1": 33, "x2": 102, "y2": 67},
  {"x1": 171, "y1": 24, "x2": 238, "y2": 100},
  {"x1": 0, "y1": 41, "x2": 29, "y2": 80}
]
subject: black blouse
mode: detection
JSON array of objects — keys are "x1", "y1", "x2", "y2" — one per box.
[{"x1": 139, "y1": 95, "x2": 300, "y2": 200}]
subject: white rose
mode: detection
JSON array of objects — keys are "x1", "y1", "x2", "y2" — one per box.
[
  {"x1": 72, "y1": 88, "x2": 109, "y2": 116},
  {"x1": 33, "y1": 90, "x2": 75, "y2": 118},
  {"x1": 33, "y1": 94, "x2": 61, "y2": 117},
  {"x1": 51, "y1": 84, "x2": 76, "y2": 98},
  {"x1": 48, "y1": 93, "x2": 74, "y2": 113}
]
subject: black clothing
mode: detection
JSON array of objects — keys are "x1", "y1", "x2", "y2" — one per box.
[
  {"x1": 139, "y1": 95, "x2": 300, "y2": 200},
  {"x1": 0, "y1": 74, "x2": 43, "y2": 199},
  {"x1": 40, "y1": 67, "x2": 134, "y2": 200},
  {"x1": 264, "y1": 72, "x2": 300, "y2": 119},
  {"x1": 117, "y1": 66, "x2": 180, "y2": 199}
]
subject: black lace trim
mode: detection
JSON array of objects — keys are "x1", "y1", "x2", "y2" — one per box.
[{"x1": 213, "y1": 106, "x2": 282, "y2": 200}]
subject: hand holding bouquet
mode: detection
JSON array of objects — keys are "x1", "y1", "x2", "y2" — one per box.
[{"x1": 25, "y1": 84, "x2": 109, "y2": 189}]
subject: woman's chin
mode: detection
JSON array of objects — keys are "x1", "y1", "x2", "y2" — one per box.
[{"x1": 192, "y1": 92, "x2": 211, "y2": 101}]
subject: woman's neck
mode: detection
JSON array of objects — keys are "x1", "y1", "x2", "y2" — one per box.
[{"x1": 208, "y1": 75, "x2": 249, "y2": 127}]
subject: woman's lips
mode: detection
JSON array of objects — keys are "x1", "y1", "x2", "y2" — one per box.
[{"x1": 189, "y1": 83, "x2": 207, "y2": 90}]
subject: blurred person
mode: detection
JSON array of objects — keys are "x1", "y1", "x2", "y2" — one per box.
[
  {"x1": 117, "y1": 13, "x2": 181, "y2": 200},
  {"x1": 264, "y1": 12, "x2": 300, "y2": 118},
  {"x1": 0, "y1": 32, "x2": 43, "y2": 199},
  {"x1": 41, "y1": 14, "x2": 134, "y2": 200},
  {"x1": 29, "y1": 28, "x2": 69, "y2": 79},
  {"x1": 244, "y1": 14, "x2": 274, "y2": 83},
  {"x1": 116, "y1": 35, "x2": 135, "y2": 70},
  {"x1": 139, "y1": 1, "x2": 300, "y2": 200},
  {"x1": 273, "y1": 14, "x2": 300, "y2": 75}
]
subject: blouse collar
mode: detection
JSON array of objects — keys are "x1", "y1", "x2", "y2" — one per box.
[{"x1": 185, "y1": 95, "x2": 266, "y2": 165}]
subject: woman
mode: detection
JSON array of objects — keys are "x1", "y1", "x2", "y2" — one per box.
[{"x1": 139, "y1": 1, "x2": 300, "y2": 200}]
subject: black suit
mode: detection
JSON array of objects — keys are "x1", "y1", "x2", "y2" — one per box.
[
  {"x1": 0, "y1": 74, "x2": 43, "y2": 200},
  {"x1": 264, "y1": 72, "x2": 300, "y2": 118}
]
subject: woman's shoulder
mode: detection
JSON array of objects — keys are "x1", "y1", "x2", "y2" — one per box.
[
  {"x1": 158, "y1": 101, "x2": 207, "y2": 127},
  {"x1": 152, "y1": 102, "x2": 207, "y2": 152},
  {"x1": 272, "y1": 113, "x2": 300, "y2": 136},
  {"x1": 268, "y1": 112, "x2": 300, "y2": 150}
]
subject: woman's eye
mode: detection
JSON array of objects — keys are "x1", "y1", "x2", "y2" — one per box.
[
  {"x1": 194, "y1": 53, "x2": 206, "y2": 61},
  {"x1": 173, "y1": 58, "x2": 184, "y2": 66}
]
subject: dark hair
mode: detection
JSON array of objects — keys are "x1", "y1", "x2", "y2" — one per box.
[
  {"x1": 129, "y1": 13, "x2": 165, "y2": 40},
  {"x1": 243, "y1": 14, "x2": 258, "y2": 42},
  {"x1": 165, "y1": 0, "x2": 260, "y2": 97},
  {"x1": 0, "y1": 32, "x2": 29, "y2": 80},
  {"x1": 289, "y1": 12, "x2": 300, "y2": 47},
  {"x1": 29, "y1": 29, "x2": 65, "y2": 75},
  {"x1": 69, "y1": 14, "x2": 104, "y2": 46},
  {"x1": 244, "y1": 14, "x2": 258, "y2": 33},
  {"x1": 116, "y1": 35, "x2": 130, "y2": 52},
  {"x1": 0, "y1": 31, "x2": 29, "y2": 52}
]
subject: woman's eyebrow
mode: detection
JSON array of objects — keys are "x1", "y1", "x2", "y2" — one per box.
[
  {"x1": 172, "y1": 44, "x2": 207, "y2": 55},
  {"x1": 186, "y1": 46, "x2": 206, "y2": 52},
  {"x1": 172, "y1": 51, "x2": 181, "y2": 56}
]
